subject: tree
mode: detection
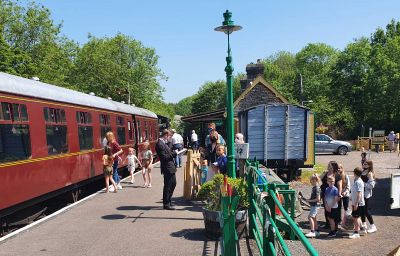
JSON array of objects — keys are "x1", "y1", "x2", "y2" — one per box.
[
  {"x1": 262, "y1": 51, "x2": 298, "y2": 103},
  {"x1": 0, "y1": 0, "x2": 74, "y2": 83},
  {"x1": 175, "y1": 96, "x2": 195, "y2": 116},
  {"x1": 69, "y1": 33, "x2": 166, "y2": 109}
]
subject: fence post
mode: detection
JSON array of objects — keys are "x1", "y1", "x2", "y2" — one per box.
[
  {"x1": 247, "y1": 166, "x2": 255, "y2": 238},
  {"x1": 267, "y1": 183, "x2": 276, "y2": 222}
]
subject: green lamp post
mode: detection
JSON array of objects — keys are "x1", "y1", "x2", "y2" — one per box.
[{"x1": 215, "y1": 10, "x2": 242, "y2": 179}]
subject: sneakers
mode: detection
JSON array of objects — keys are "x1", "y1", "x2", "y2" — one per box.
[
  {"x1": 349, "y1": 232, "x2": 360, "y2": 239},
  {"x1": 305, "y1": 232, "x2": 316, "y2": 238},
  {"x1": 147, "y1": 184, "x2": 152, "y2": 188},
  {"x1": 360, "y1": 223, "x2": 368, "y2": 235},
  {"x1": 117, "y1": 183, "x2": 123, "y2": 190},
  {"x1": 327, "y1": 231, "x2": 337, "y2": 238},
  {"x1": 109, "y1": 186, "x2": 115, "y2": 192},
  {"x1": 367, "y1": 224, "x2": 377, "y2": 233}
]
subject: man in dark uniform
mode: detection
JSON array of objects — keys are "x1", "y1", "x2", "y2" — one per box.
[{"x1": 156, "y1": 129, "x2": 177, "y2": 210}]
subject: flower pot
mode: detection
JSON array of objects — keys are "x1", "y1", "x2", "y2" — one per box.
[{"x1": 202, "y1": 208, "x2": 248, "y2": 240}]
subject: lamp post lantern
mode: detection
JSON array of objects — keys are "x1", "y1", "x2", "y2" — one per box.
[{"x1": 215, "y1": 10, "x2": 242, "y2": 179}]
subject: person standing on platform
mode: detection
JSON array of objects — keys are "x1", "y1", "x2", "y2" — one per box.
[
  {"x1": 156, "y1": 129, "x2": 178, "y2": 210},
  {"x1": 191, "y1": 130, "x2": 199, "y2": 151},
  {"x1": 106, "y1": 132, "x2": 123, "y2": 190},
  {"x1": 205, "y1": 122, "x2": 225, "y2": 148},
  {"x1": 171, "y1": 129, "x2": 184, "y2": 168},
  {"x1": 388, "y1": 131, "x2": 396, "y2": 152},
  {"x1": 102, "y1": 146, "x2": 118, "y2": 193},
  {"x1": 141, "y1": 142, "x2": 153, "y2": 188}
]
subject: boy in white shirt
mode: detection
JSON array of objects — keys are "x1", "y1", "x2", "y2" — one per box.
[{"x1": 349, "y1": 167, "x2": 365, "y2": 239}]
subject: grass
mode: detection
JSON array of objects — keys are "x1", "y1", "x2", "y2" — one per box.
[{"x1": 300, "y1": 163, "x2": 325, "y2": 184}]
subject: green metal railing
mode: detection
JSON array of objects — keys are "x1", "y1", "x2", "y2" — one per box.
[{"x1": 246, "y1": 160, "x2": 318, "y2": 256}]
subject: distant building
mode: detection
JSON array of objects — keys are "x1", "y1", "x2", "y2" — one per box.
[{"x1": 181, "y1": 59, "x2": 290, "y2": 145}]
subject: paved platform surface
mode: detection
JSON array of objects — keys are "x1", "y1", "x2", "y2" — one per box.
[{"x1": 0, "y1": 156, "x2": 225, "y2": 256}]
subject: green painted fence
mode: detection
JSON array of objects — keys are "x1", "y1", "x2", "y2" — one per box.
[{"x1": 246, "y1": 160, "x2": 318, "y2": 256}]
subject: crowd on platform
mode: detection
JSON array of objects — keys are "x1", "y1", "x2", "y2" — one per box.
[{"x1": 303, "y1": 150, "x2": 377, "y2": 239}]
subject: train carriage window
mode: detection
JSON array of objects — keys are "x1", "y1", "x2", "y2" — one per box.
[
  {"x1": 1, "y1": 103, "x2": 28, "y2": 122},
  {"x1": 145, "y1": 129, "x2": 148, "y2": 141},
  {"x1": 46, "y1": 125, "x2": 68, "y2": 155},
  {"x1": 138, "y1": 127, "x2": 142, "y2": 143},
  {"x1": 76, "y1": 111, "x2": 93, "y2": 150},
  {"x1": 12, "y1": 104, "x2": 20, "y2": 121},
  {"x1": 128, "y1": 121, "x2": 133, "y2": 140},
  {"x1": 2, "y1": 103, "x2": 11, "y2": 120},
  {"x1": 20, "y1": 105, "x2": 28, "y2": 121},
  {"x1": 117, "y1": 116, "x2": 124, "y2": 126},
  {"x1": 116, "y1": 116, "x2": 126, "y2": 145},
  {"x1": 117, "y1": 127, "x2": 126, "y2": 145},
  {"x1": 44, "y1": 108, "x2": 65, "y2": 124},
  {"x1": 99, "y1": 114, "x2": 111, "y2": 147},
  {"x1": 78, "y1": 126, "x2": 93, "y2": 150},
  {"x1": 0, "y1": 124, "x2": 31, "y2": 163}
]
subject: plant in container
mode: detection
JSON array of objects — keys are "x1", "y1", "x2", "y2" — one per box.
[{"x1": 197, "y1": 174, "x2": 248, "y2": 239}]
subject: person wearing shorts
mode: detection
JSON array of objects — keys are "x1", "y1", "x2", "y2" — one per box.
[
  {"x1": 305, "y1": 174, "x2": 321, "y2": 238},
  {"x1": 324, "y1": 176, "x2": 339, "y2": 237},
  {"x1": 349, "y1": 167, "x2": 365, "y2": 239}
]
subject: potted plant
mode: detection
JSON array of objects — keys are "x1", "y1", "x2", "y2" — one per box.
[{"x1": 197, "y1": 174, "x2": 249, "y2": 239}]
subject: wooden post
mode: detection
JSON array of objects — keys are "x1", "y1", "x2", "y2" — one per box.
[{"x1": 184, "y1": 149, "x2": 193, "y2": 200}]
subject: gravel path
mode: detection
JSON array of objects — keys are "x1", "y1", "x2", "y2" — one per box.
[{"x1": 288, "y1": 151, "x2": 400, "y2": 256}]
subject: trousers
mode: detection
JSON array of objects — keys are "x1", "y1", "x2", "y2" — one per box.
[
  {"x1": 163, "y1": 172, "x2": 176, "y2": 206},
  {"x1": 112, "y1": 160, "x2": 120, "y2": 184}
]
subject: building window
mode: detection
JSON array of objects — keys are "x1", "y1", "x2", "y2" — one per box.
[
  {"x1": 76, "y1": 111, "x2": 93, "y2": 150},
  {"x1": 0, "y1": 124, "x2": 31, "y2": 163}
]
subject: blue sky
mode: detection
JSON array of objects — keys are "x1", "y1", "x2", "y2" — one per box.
[{"x1": 37, "y1": 0, "x2": 400, "y2": 103}]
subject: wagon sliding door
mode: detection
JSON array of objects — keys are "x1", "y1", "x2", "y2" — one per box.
[
  {"x1": 247, "y1": 106, "x2": 265, "y2": 161},
  {"x1": 264, "y1": 105, "x2": 286, "y2": 165}
]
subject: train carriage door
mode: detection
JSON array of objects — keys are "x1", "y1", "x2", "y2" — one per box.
[{"x1": 132, "y1": 115, "x2": 139, "y2": 155}]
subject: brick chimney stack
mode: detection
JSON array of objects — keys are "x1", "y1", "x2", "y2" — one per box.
[{"x1": 240, "y1": 59, "x2": 265, "y2": 93}]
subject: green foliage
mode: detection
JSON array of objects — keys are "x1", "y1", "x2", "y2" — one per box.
[
  {"x1": 263, "y1": 51, "x2": 298, "y2": 103},
  {"x1": 197, "y1": 174, "x2": 248, "y2": 211},
  {"x1": 0, "y1": 0, "x2": 169, "y2": 116},
  {"x1": 69, "y1": 33, "x2": 166, "y2": 109},
  {"x1": 175, "y1": 96, "x2": 194, "y2": 116}
]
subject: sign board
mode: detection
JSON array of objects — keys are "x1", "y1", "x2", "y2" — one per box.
[
  {"x1": 235, "y1": 143, "x2": 249, "y2": 159},
  {"x1": 372, "y1": 130, "x2": 385, "y2": 145},
  {"x1": 391, "y1": 173, "x2": 400, "y2": 209}
]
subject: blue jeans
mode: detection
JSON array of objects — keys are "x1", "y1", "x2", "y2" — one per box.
[
  {"x1": 112, "y1": 160, "x2": 120, "y2": 184},
  {"x1": 173, "y1": 143, "x2": 183, "y2": 167}
]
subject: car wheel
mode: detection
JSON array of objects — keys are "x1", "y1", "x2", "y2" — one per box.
[{"x1": 337, "y1": 146, "x2": 348, "y2": 155}]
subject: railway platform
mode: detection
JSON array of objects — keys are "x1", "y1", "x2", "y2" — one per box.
[{"x1": 0, "y1": 156, "x2": 223, "y2": 256}]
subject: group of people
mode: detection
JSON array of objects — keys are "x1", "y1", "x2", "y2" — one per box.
[
  {"x1": 102, "y1": 131, "x2": 154, "y2": 193},
  {"x1": 101, "y1": 129, "x2": 180, "y2": 210},
  {"x1": 305, "y1": 152, "x2": 377, "y2": 239}
]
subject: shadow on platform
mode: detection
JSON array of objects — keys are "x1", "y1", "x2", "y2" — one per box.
[{"x1": 170, "y1": 228, "x2": 220, "y2": 256}]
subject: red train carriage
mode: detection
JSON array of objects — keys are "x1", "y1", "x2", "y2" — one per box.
[{"x1": 0, "y1": 72, "x2": 158, "y2": 218}]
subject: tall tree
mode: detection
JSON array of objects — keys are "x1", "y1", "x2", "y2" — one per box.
[
  {"x1": 69, "y1": 33, "x2": 166, "y2": 109},
  {"x1": 263, "y1": 51, "x2": 298, "y2": 103}
]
